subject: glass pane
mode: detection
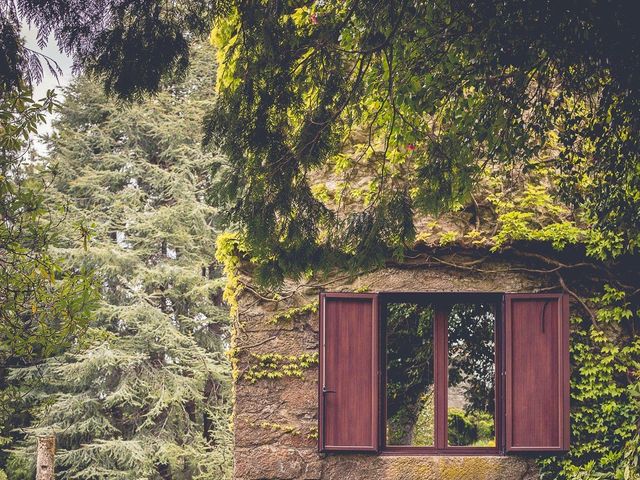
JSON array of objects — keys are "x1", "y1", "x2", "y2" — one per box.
[
  {"x1": 447, "y1": 303, "x2": 496, "y2": 447},
  {"x1": 386, "y1": 303, "x2": 435, "y2": 446}
]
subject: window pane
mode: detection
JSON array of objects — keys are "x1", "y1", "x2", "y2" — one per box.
[
  {"x1": 447, "y1": 303, "x2": 496, "y2": 447},
  {"x1": 386, "y1": 303, "x2": 435, "y2": 446}
]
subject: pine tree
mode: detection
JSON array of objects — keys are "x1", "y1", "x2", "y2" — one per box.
[{"x1": 7, "y1": 43, "x2": 232, "y2": 479}]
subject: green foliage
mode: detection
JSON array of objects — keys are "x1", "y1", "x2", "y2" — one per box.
[
  {"x1": 447, "y1": 409, "x2": 476, "y2": 447},
  {"x1": 438, "y1": 231, "x2": 459, "y2": 246},
  {"x1": 256, "y1": 421, "x2": 300, "y2": 436},
  {"x1": 447, "y1": 304, "x2": 496, "y2": 413},
  {"x1": 0, "y1": 88, "x2": 97, "y2": 363},
  {"x1": 268, "y1": 302, "x2": 318, "y2": 325},
  {"x1": 385, "y1": 302, "x2": 435, "y2": 434},
  {"x1": 306, "y1": 426, "x2": 318, "y2": 441},
  {"x1": 0, "y1": 0, "x2": 226, "y2": 98},
  {"x1": 5, "y1": 44, "x2": 232, "y2": 480},
  {"x1": 387, "y1": 390, "x2": 435, "y2": 446},
  {"x1": 487, "y1": 171, "x2": 586, "y2": 251},
  {"x1": 411, "y1": 392, "x2": 435, "y2": 446},
  {"x1": 354, "y1": 285, "x2": 372, "y2": 293},
  {"x1": 204, "y1": 1, "x2": 640, "y2": 283},
  {"x1": 447, "y1": 409, "x2": 495, "y2": 447},
  {"x1": 539, "y1": 287, "x2": 640, "y2": 480},
  {"x1": 243, "y1": 353, "x2": 318, "y2": 384},
  {"x1": 0, "y1": 87, "x2": 98, "y2": 469},
  {"x1": 492, "y1": 212, "x2": 584, "y2": 251}
]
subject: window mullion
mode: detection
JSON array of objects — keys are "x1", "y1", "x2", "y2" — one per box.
[{"x1": 434, "y1": 306, "x2": 448, "y2": 450}]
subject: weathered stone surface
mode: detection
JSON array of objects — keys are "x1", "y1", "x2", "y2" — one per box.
[
  {"x1": 235, "y1": 446, "x2": 322, "y2": 480},
  {"x1": 235, "y1": 329, "x2": 318, "y2": 356},
  {"x1": 320, "y1": 455, "x2": 537, "y2": 480},
  {"x1": 279, "y1": 378, "x2": 317, "y2": 413},
  {"x1": 234, "y1": 258, "x2": 547, "y2": 479},
  {"x1": 235, "y1": 415, "x2": 285, "y2": 448}
]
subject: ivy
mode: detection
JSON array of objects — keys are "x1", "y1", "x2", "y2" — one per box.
[
  {"x1": 488, "y1": 169, "x2": 587, "y2": 252},
  {"x1": 354, "y1": 285, "x2": 372, "y2": 293},
  {"x1": 306, "y1": 426, "x2": 319, "y2": 440},
  {"x1": 539, "y1": 287, "x2": 640, "y2": 480},
  {"x1": 256, "y1": 422, "x2": 301, "y2": 436},
  {"x1": 243, "y1": 353, "x2": 319, "y2": 384},
  {"x1": 268, "y1": 303, "x2": 318, "y2": 325},
  {"x1": 438, "y1": 231, "x2": 459, "y2": 246},
  {"x1": 215, "y1": 231, "x2": 247, "y2": 316}
]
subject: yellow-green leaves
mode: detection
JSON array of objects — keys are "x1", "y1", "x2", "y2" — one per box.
[
  {"x1": 210, "y1": 10, "x2": 241, "y2": 94},
  {"x1": 243, "y1": 352, "x2": 318, "y2": 383},
  {"x1": 267, "y1": 302, "x2": 318, "y2": 325}
]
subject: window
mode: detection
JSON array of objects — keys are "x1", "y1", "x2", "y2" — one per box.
[
  {"x1": 383, "y1": 296, "x2": 499, "y2": 453},
  {"x1": 385, "y1": 302, "x2": 437, "y2": 448},
  {"x1": 319, "y1": 292, "x2": 569, "y2": 455}
]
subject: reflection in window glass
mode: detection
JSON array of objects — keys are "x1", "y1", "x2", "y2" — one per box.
[
  {"x1": 386, "y1": 303, "x2": 435, "y2": 446},
  {"x1": 447, "y1": 303, "x2": 496, "y2": 447}
]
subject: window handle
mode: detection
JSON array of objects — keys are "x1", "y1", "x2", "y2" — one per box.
[
  {"x1": 541, "y1": 300, "x2": 551, "y2": 333},
  {"x1": 322, "y1": 386, "x2": 336, "y2": 394}
]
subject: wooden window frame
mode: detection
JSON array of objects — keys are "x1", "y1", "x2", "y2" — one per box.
[
  {"x1": 318, "y1": 291, "x2": 570, "y2": 456},
  {"x1": 379, "y1": 292, "x2": 503, "y2": 455},
  {"x1": 319, "y1": 293, "x2": 379, "y2": 452},
  {"x1": 504, "y1": 293, "x2": 570, "y2": 452}
]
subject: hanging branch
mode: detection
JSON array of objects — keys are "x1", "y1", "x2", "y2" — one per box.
[{"x1": 556, "y1": 272, "x2": 598, "y2": 328}]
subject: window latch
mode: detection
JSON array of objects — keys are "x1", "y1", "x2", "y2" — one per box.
[
  {"x1": 541, "y1": 299, "x2": 551, "y2": 333},
  {"x1": 322, "y1": 386, "x2": 336, "y2": 394}
]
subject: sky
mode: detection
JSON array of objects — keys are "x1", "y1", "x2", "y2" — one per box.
[{"x1": 21, "y1": 20, "x2": 74, "y2": 152}]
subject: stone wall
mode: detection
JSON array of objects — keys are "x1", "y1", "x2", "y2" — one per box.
[{"x1": 233, "y1": 252, "x2": 553, "y2": 480}]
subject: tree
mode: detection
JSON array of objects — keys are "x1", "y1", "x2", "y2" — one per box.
[
  {"x1": 0, "y1": 86, "x2": 97, "y2": 476},
  {"x1": 5, "y1": 1, "x2": 640, "y2": 279},
  {"x1": 0, "y1": 87, "x2": 96, "y2": 368},
  {"x1": 1, "y1": 0, "x2": 226, "y2": 98},
  {"x1": 6, "y1": 43, "x2": 232, "y2": 479},
  {"x1": 202, "y1": 1, "x2": 640, "y2": 282}
]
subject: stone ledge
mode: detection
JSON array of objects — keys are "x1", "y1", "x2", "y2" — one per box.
[{"x1": 321, "y1": 454, "x2": 537, "y2": 480}]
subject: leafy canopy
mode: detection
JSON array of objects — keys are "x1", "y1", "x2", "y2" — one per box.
[
  {"x1": 4, "y1": 1, "x2": 640, "y2": 281},
  {"x1": 0, "y1": 85, "x2": 98, "y2": 480},
  {"x1": 0, "y1": 88, "x2": 97, "y2": 365},
  {"x1": 1, "y1": 0, "x2": 228, "y2": 98},
  {"x1": 203, "y1": 0, "x2": 640, "y2": 282}
]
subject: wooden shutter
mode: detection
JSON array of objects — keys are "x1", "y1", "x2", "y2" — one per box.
[
  {"x1": 505, "y1": 293, "x2": 570, "y2": 452},
  {"x1": 319, "y1": 293, "x2": 379, "y2": 452}
]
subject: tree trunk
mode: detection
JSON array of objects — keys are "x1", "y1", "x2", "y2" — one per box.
[
  {"x1": 203, "y1": 378, "x2": 218, "y2": 447},
  {"x1": 36, "y1": 435, "x2": 55, "y2": 480}
]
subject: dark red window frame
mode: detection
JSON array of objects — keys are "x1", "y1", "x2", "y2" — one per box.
[
  {"x1": 380, "y1": 292, "x2": 503, "y2": 455},
  {"x1": 505, "y1": 293, "x2": 570, "y2": 452},
  {"x1": 318, "y1": 291, "x2": 570, "y2": 456},
  {"x1": 319, "y1": 293, "x2": 379, "y2": 451}
]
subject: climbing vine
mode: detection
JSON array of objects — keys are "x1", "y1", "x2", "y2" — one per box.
[
  {"x1": 539, "y1": 286, "x2": 640, "y2": 479},
  {"x1": 268, "y1": 302, "x2": 318, "y2": 325},
  {"x1": 256, "y1": 422, "x2": 301, "y2": 436},
  {"x1": 243, "y1": 352, "x2": 319, "y2": 384},
  {"x1": 215, "y1": 231, "x2": 247, "y2": 316}
]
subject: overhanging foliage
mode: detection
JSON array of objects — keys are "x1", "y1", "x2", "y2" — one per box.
[{"x1": 203, "y1": 0, "x2": 640, "y2": 283}]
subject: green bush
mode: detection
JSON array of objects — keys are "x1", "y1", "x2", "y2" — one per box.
[{"x1": 448, "y1": 408, "x2": 477, "y2": 446}]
